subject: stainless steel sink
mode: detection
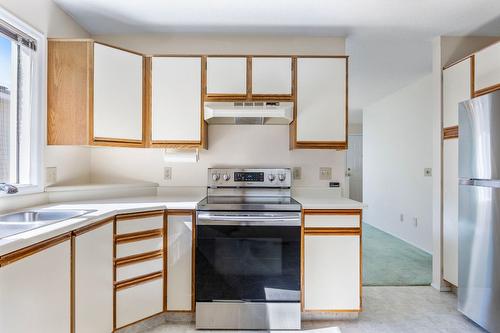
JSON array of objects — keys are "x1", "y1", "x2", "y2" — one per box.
[{"x1": 0, "y1": 209, "x2": 95, "y2": 239}]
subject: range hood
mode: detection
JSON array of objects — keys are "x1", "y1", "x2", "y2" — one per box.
[{"x1": 204, "y1": 101, "x2": 293, "y2": 125}]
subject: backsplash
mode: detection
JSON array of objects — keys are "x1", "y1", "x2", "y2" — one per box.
[{"x1": 90, "y1": 125, "x2": 346, "y2": 189}]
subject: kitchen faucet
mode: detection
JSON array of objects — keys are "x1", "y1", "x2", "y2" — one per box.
[{"x1": 0, "y1": 183, "x2": 19, "y2": 194}]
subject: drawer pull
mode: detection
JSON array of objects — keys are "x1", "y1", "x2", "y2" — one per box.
[
  {"x1": 115, "y1": 229, "x2": 163, "y2": 244},
  {"x1": 115, "y1": 250, "x2": 163, "y2": 267},
  {"x1": 115, "y1": 271, "x2": 163, "y2": 291}
]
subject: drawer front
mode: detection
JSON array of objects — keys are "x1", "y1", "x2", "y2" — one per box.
[
  {"x1": 116, "y1": 258, "x2": 163, "y2": 282},
  {"x1": 305, "y1": 213, "x2": 360, "y2": 228},
  {"x1": 116, "y1": 278, "x2": 163, "y2": 328},
  {"x1": 116, "y1": 214, "x2": 164, "y2": 235},
  {"x1": 116, "y1": 237, "x2": 163, "y2": 259}
]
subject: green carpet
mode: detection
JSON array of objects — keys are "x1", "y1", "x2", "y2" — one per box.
[{"x1": 362, "y1": 223, "x2": 432, "y2": 286}]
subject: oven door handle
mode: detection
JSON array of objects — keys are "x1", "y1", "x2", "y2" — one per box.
[{"x1": 196, "y1": 213, "x2": 301, "y2": 226}]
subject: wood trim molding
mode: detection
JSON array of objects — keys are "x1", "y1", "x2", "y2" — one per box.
[
  {"x1": 470, "y1": 55, "x2": 475, "y2": 98},
  {"x1": 304, "y1": 228, "x2": 361, "y2": 235},
  {"x1": 115, "y1": 249, "x2": 163, "y2": 267},
  {"x1": 143, "y1": 56, "x2": 152, "y2": 147},
  {"x1": 303, "y1": 209, "x2": 362, "y2": 216},
  {"x1": 116, "y1": 210, "x2": 165, "y2": 221},
  {"x1": 73, "y1": 217, "x2": 114, "y2": 236},
  {"x1": 114, "y1": 271, "x2": 163, "y2": 291},
  {"x1": 70, "y1": 235, "x2": 76, "y2": 333},
  {"x1": 113, "y1": 311, "x2": 165, "y2": 332},
  {"x1": 0, "y1": 233, "x2": 71, "y2": 267},
  {"x1": 303, "y1": 308, "x2": 361, "y2": 313},
  {"x1": 166, "y1": 209, "x2": 196, "y2": 216},
  {"x1": 475, "y1": 83, "x2": 500, "y2": 97},
  {"x1": 443, "y1": 126, "x2": 459, "y2": 140},
  {"x1": 163, "y1": 211, "x2": 168, "y2": 312},
  {"x1": 115, "y1": 228, "x2": 163, "y2": 244}
]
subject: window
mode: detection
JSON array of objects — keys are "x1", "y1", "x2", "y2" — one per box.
[{"x1": 0, "y1": 9, "x2": 43, "y2": 193}]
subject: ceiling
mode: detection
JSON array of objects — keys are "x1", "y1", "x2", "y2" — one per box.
[{"x1": 54, "y1": 0, "x2": 500, "y2": 123}]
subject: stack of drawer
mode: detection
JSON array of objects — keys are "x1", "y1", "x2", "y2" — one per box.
[{"x1": 114, "y1": 210, "x2": 165, "y2": 329}]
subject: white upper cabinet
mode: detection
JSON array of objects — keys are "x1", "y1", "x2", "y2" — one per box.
[
  {"x1": 474, "y1": 41, "x2": 500, "y2": 93},
  {"x1": 93, "y1": 43, "x2": 143, "y2": 141},
  {"x1": 443, "y1": 58, "x2": 471, "y2": 128},
  {"x1": 296, "y1": 57, "x2": 347, "y2": 143},
  {"x1": 152, "y1": 57, "x2": 202, "y2": 142},
  {"x1": 251, "y1": 57, "x2": 292, "y2": 95},
  {"x1": 206, "y1": 57, "x2": 247, "y2": 95}
]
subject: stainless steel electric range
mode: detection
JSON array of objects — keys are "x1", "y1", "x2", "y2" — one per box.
[{"x1": 195, "y1": 168, "x2": 302, "y2": 330}]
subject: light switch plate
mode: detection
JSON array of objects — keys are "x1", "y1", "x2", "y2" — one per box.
[
  {"x1": 292, "y1": 167, "x2": 302, "y2": 180},
  {"x1": 164, "y1": 167, "x2": 172, "y2": 180},
  {"x1": 319, "y1": 167, "x2": 332, "y2": 180},
  {"x1": 45, "y1": 167, "x2": 57, "y2": 185}
]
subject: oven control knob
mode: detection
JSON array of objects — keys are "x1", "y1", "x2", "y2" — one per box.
[
  {"x1": 268, "y1": 174, "x2": 276, "y2": 181},
  {"x1": 223, "y1": 173, "x2": 231, "y2": 181},
  {"x1": 278, "y1": 173, "x2": 286, "y2": 182},
  {"x1": 212, "y1": 173, "x2": 220, "y2": 181}
]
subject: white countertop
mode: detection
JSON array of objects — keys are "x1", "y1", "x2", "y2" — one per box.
[{"x1": 0, "y1": 186, "x2": 362, "y2": 257}]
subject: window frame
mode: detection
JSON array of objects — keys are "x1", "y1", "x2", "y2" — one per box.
[{"x1": 0, "y1": 7, "x2": 45, "y2": 196}]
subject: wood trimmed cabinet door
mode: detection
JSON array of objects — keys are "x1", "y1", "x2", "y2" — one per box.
[
  {"x1": 251, "y1": 56, "x2": 293, "y2": 98},
  {"x1": 443, "y1": 57, "x2": 472, "y2": 130},
  {"x1": 0, "y1": 235, "x2": 71, "y2": 333},
  {"x1": 74, "y1": 220, "x2": 114, "y2": 333},
  {"x1": 302, "y1": 210, "x2": 362, "y2": 312},
  {"x1": 443, "y1": 138, "x2": 459, "y2": 286},
  {"x1": 206, "y1": 56, "x2": 248, "y2": 98},
  {"x1": 166, "y1": 212, "x2": 195, "y2": 312},
  {"x1": 114, "y1": 211, "x2": 165, "y2": 330},
  {"x1": 292, "y1": 57, "x2": 348, "y2": 150},
  {"x1": 93, "y1": 42, "x2": 144, "y2": 146},
  {"x1": 47, "y1": 39, "x2": 146, "y2": 147},
  {"x1": 474, "y1": 41, "x2": 500, "y2": 96},
  {"x1": 150, "y1": 56, "x2": 206, "y2": 148}
]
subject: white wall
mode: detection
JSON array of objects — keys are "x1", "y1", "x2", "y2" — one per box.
[
  {"x1": 363, "y1": 74, "x2": 433, "y2": 253},
  {"x1": 89, "y1": 34, "x2": 347, "y2": 189},
  {"x1": 91, "y1": 125, "x2": 346, "y2": 188}
]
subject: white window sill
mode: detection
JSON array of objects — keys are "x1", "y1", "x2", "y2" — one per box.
[{"x1": 0, "y1": 185, "x2": 44, "y2": 198}]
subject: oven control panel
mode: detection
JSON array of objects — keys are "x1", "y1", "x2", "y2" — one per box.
[{"x1": 208, "y1": 168, "x2": 291, "y2": 187}]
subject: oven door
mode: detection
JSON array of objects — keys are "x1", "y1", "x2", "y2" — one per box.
[{"x1": 196, "y1": 211, "x2": 301, "y2": 303}]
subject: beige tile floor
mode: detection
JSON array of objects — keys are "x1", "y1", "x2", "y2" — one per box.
[{"x1": 138, "y1": 287, "x2": 486, "y2": 333}]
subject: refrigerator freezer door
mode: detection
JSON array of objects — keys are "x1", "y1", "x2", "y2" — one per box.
[
  {"x1": 459, "y1": 90, "x2": 500, "y2": 180},
  {"x1": 458, "y1": 182, "x2": 500, "y2": 333}
]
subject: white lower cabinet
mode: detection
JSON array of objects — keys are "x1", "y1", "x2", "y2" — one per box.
[
  {"x1": 167, "y1": 214, "x2": 193, "y2": 311},
  {"x1": 304, "y1": 234, "x2": 360, "y2": 311},
  {"x1": 443, "y1": 139, "x2": 459, "y2": 286},
  {"x1": 0, "y1": 238, "x2": 71, "y2": 333},
  {"x1": 75, "y1": 222, "x2": 114, "y2": 333},
  {"x1": 116, "y1": 278, "x2": 164, "y2": 328}
]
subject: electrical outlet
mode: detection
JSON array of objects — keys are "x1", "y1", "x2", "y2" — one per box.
[
  {"x1": 424, "y1": 168, "x2": 432, "y2": 177},
  {"x1": 292, "y1": 167, "x2": 302, "y2": 180},
  {"x1": 319, "y1": 167, "x2": 332, "y2": 180},
  {"x1": 400, "y1": 214, "x2": 404, "y2": 222},
  {"x1": 164, "y1": 167, "x2": 172, "y2": 180},
  {"x1": 413, "y1": 217, "x2": 418, "y2": 227},
  {"x1": 45, "y1": 167, "x2": 57, "y2": 185}
]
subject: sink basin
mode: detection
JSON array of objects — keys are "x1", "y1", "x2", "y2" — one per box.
[{"x1": 0, "y1": 209, "x2": 95, "y2": 239}]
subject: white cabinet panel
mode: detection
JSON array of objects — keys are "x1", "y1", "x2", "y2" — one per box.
[
  {"x1": 297, "y1": 57, "x2": 347, "y2": 142},
  {"x1": 116, "y1": 258, "x2": 163, "y2": 282},
  {"x1": 443, "y1": 139, "x2": 459, "y2": 286},
  {"x1": 75, "y1": 223, "x2": 113, "y2": 333},
  {"x1": 0, "y1": 240, "x2": 71, "y2": 333},
  {"x1": 116, "y1": 214, "x2": 164, "y2": 235},
  {"x1": 116, "y1": 278, "x2": 163, "y2": 328},
  {"x1": 443, "y1": 58, "x2": 471, "y2": 128},
  {"x1": 93, "y1": 43, "x2": 143, "y2": 141},
  {"x1": 206, "y1": 57, "x2": 247, "y2": 95},
  {"x1": 167, "y1": 214, "x2": 193, "y2": 311},
  {"x1": 252, "y1": 57, "x2": 292, "y2": 95},
  {"x1": 152, "y1": 57, "x2": 201, "y2": 142},
  {"x1": 116, "y1": 237, "x2": 163, "y2": 258},
  {"x1": 475, "y1": 41, "x2": 500, "y2": 92},
  {"x1": 305, "y1": 214, "x2": 360, "y2": 228},
  {"x1": 304, "y1": 234, "x2": 360, "y2": 311}
]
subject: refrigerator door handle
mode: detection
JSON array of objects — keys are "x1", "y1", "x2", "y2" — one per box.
[{"x1": 459, "y1": 179, "x2": 500, "y2": 188}]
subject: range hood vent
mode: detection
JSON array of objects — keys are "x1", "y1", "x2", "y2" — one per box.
[{"x1": 204, "y1": 101, "x2": 294, "y2": 125}]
